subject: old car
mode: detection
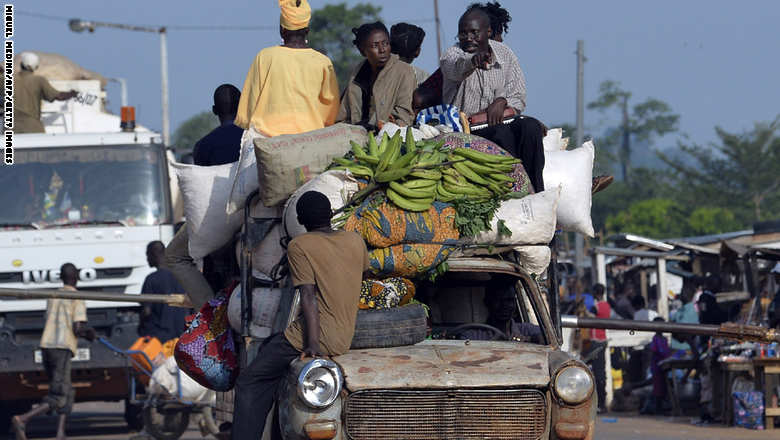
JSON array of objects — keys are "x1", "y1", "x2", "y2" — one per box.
[{"x1": 254, "y1": 256, "x2": 596, "y2": 440}]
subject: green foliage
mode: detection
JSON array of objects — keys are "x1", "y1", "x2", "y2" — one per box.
[
  {"x1": 687, "y1": 207, "x2": 741, "y2": 236},
  {"x1": 309, "y1": 3, "x2": 382, "y2": 89},
  {"x1": 588, "y1": 80, "x2": 679, "y2": 180},
  {"x1": 606, "y1": 198, "x2": 688, "y2": 239},
  {"x1": 172, "y1": 111, "x2": 217, "y2": 152},
  {"x1": 453, "y1": 197, "x2": 502, "y2": 238},
  {"x1": 591, "y1": 167, "x2": 673, "y2": 233},
  {"x1": 659, "y1": 118, "x2": 780, "y2": 223}
]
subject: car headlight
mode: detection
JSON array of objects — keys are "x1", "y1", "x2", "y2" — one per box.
[
  {"x1": 554, "y1": 365, "x2": 593, "y2": 405},
  {"x1": 297, "y1": 359, "x2": 343, "y2": 408}
]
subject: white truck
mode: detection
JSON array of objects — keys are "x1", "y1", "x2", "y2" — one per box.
[{"x1": 0, "y1": 79, "x2": 177, "y2": 431}]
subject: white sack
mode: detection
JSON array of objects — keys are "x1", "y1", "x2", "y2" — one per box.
[
  {"x1": 463, "y1": 187, "x2": 560, "y2": 246},
  {"x1": 226, "y1": 127, "x2": 264, "y2": 214},
  {"x1": 449, "y1": 245, "x2": 551, "y2": 275},
  {"x1": 543, "y1": 128, "x2": 566, "y2": 151},
  {"x1": 283, "y1": 170, "x2": 360, "y2": 239},
  {"x1": 226, "y1": 285, "x2": 283, "y2": 338},
  {"x1": 173, "y1": 162, "x2": 242, "y2": 259},
  {"x1": 149, "y1": 357, "x2": 216, "y2": 403},
  {"x1": 542, "y1": 141, "x2": 595, "y2": 237},
  {"x1": 377, "y1": 122, "x2": 425, "y2": 142},
  {"x1": 513, "y1": 245, "x2": 552, "y2": 275}
]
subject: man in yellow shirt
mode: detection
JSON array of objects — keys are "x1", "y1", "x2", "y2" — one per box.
[{"x1": 234, "y1": 0, "x2": 339, "y2": 137}]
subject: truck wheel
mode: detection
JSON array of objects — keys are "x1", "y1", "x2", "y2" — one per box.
[
  {"x1": 350, "y1": 304, "x2": 427, "y2": 349},
  {"x1": 124, "y1": 399, "x2": 144, "y2": 431},
  {"x1": 143, "y1": 404, "x2": 191, "y2": 440}
]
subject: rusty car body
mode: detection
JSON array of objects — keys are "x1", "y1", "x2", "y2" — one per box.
[{"x1": 266, "y1": 257, "x2": 596, "y2": 440}]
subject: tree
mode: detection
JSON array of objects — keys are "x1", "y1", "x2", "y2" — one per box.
[
  {"x1": 172, "y1": 111, "x2": 218, "y2": 153},
  {"x1": 588, "y1": 80, "x2": 679, "y2": 181},
  {"x1": 309, "y1": 3, "x2": 382, "y2": 89},
  {"x1": 660, "y1": 117, "x2": 780, "y2": 223},
  {"x1": 605, "y1": 198, "x2": 688, "y2": 239},
  {"x1": 591, "y1": 167, "x2": 673, "y2": 234},
  {"x1": 687, "y1": 207, "x2": 741, "y2": 236}
]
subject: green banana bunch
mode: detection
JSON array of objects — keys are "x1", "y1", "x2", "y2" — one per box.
[
  {"x1": 375, "y1": 166, "x2": 413, "y2": 183},
  {"x1": 389, "y1": 181, "x2": 436, "y2": 199},
  {"x1": 350, "y1": 140, "x2": 379, "y2": 165},
  {"x1": 452, "y1": 147, "x2": 521, "y2": 164},
  {"x1": 386, "y1": 188, "x2": 434, "y2": 212},
  {"x1": 401, "y1": 178, "x2": 438, "y2": 189},
  {"x1": 409, "y1": 169, "x2": 442, "y2": 180}
]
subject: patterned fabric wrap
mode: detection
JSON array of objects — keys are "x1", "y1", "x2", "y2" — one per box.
[
  {"x1": 359, "y1": 277, "x2": 416, "y2": 309},
  {"x1": 434, "y1": 132, "x2": 534, "y2": 195},
  {"x1": 733, "y1": 391, "x2": 764, "y2": 430},
  {"x1": 174, "y1": 294, "x2": 238, "y2": 392},
  {"x1": 368, "y1": 243, "x2": 454, "y2": 278},
  {"x1": 415, "y1": 104, "x2": 464, "y2": 132},
  {"x1": 344, "y1": 200, "x2": 459, "y2": 248}
]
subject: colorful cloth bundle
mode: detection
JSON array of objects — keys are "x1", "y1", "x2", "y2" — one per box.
[
  {"x1": 359, "y1": 277, "x2": 416, "y2": 309},
  {"x1": 368, "y1": 243, "x2": 454, "y2": 278},
  {"x1": 435, "y1": 132, "x2": 533, "y2": 195},
  {"x1": 345, "y1": 200, "x2": 459, "y2": 248},
  {"x1": 174, "y1": 294, "x2": 238, "y2": 392}
]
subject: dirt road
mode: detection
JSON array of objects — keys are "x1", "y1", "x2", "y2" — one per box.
[{"x1": 5, "y1": 402, "x2": 769, "y2": 439}]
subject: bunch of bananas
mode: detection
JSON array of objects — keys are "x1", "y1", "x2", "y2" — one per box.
[{"x1": 330, "y1": 127, "x2": 520, "y2": 212}]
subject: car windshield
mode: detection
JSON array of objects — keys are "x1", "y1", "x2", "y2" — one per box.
[
  {"x1": 0, "y1": 144, "x2": 170, "y2": 228},
  {"x1": 418, "y1": 271, "x2": 548, "y2": 345}
]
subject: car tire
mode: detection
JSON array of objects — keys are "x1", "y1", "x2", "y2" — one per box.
[{"x1": 350, "y1": 304, "x2": 427, "y2": 349}]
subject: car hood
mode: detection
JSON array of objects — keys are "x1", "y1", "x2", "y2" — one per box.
[{"x1": 334, "y1": 340, "x2": 552, "y2": 391}]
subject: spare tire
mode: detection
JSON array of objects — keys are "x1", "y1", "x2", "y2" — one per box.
[{"x1": 350, "y1": 304, "x2": 427, "y2": 349}]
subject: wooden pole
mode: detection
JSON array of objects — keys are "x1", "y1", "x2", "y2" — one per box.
[{"x1": 0, "y1": 287, "x2": 193, "y2": 308}]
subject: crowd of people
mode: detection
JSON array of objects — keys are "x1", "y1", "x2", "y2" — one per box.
[{"x1": 561, "y1": 268, "x2": 780, "y2": 423}]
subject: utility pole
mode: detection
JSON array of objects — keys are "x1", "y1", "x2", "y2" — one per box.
[
  {"x1": 160, "y1": 27, "x2": 170, "y2": 146},
  {"x1": 433, "y1": 0, "x2": 442, "y2": 60},
  {"x1": 69, "y1": 18, "x2": 171, "y2": 146},
  {"x1": 575, "y1": 40, "x2": 585, "y2": 278}
]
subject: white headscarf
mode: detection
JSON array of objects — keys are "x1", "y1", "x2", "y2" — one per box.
[{"x1": 20, "y1": 52, "x2": 40, "y2": 71}]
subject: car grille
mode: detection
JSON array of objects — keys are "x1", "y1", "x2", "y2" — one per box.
[{"x1": 344, "y1": 389, "x2": 547, "y2": 440}]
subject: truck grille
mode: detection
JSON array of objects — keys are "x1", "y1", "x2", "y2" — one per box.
[{"x1": 344, "y1": 389, "x2": 547, "y2": 440}]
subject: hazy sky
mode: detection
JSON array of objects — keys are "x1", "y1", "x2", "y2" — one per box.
[{"x1": 16, "y1": 1, "x2": 780, "y2": 151}]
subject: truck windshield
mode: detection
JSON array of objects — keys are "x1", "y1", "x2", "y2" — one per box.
[{"x1": 0, "y1": 145, "x2": 170, "y2": 228}]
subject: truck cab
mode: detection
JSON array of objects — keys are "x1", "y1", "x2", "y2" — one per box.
[{"x1": 0, "y1": 130, "x2": 175, "y2": 429}]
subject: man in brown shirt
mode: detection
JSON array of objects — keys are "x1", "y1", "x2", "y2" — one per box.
[
  {"x1": 231, "y1": 191, "x2": 369, "y2": 439},
  {"x1": 14, "y1": 52, "x2": 78, "y2": 133}
]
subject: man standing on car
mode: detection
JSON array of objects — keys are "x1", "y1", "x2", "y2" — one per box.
[
  {"x1": 12, "y1": 263, "x2": 96, "y2": 440},
  {"x1": 231, "y1": 191, "x2": 369, "y2": 439}
]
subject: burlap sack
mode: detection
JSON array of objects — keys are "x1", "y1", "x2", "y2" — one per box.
[{"x1": 253, "y1": 123, "x2": 367, "y2": 207}]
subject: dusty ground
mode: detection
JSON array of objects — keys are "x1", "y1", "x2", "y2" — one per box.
[
  {"x1": 595, "y1": 413, "x2": 770, "y2": 440},
  {"x1": 5, "y1": 402, "x2": 772, "y2": 439}
]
